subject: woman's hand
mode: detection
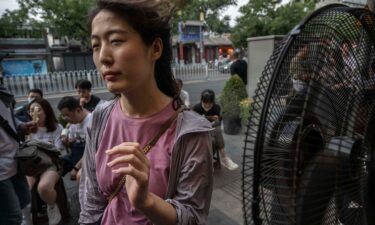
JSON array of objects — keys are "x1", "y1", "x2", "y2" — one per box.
[{"x1": 106, "y1": 142, "x2": 153, "y2": 209}]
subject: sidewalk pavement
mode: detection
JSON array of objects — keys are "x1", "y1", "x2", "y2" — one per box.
[{"x1": 62, "y1": 127, "x2": 246, "y2": 225}]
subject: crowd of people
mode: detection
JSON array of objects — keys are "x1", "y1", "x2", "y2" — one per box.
[
  {"x1": 1, "y1": 78, "x2": 102, "y2": 225},
  {"x1": 289, "y1": 40, "x2": 375, "y2": 95},
  {"x1": 1, "y1": 80, "x2": 241, "y2": 225}
]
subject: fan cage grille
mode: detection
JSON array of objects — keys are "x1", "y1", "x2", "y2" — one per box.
[{"x1": 243, "y1": 5, "x2": 375, "y2": 225}]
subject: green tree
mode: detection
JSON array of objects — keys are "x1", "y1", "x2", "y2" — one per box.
[
  {"x1": 1, "y1": 0, "x2": 236, "y2": 44},
  {"x1": 172, "y1": 0, "x2": 235, "y2": 34},
  {"x1": 231, "y1": 0, "x2": 315, "y2": 47},
  {"x1": 15, "y1": 0, "x2": 95, "y2": 45},
  {"x1": 270, "y1": 1, "x2": 315, "y2": 34},
  {"x1": 0, "y1": 8, "x2": 43, "y2": 38}
]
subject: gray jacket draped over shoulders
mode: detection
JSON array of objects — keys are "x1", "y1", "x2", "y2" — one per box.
[{"x1": 79, "y1": 98, "x2": 214, "y2": 225}]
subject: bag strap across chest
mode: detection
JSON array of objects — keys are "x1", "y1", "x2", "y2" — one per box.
[{"x1": 107, "y1": 105, "x2": 186, "y2": 202}]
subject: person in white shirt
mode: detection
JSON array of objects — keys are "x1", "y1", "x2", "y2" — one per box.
[
  {"x1": 58, "y1": 96, "x2": 92, "y2": 182},
  {"x1": 177, "y1": 79, "x2": 190, "y2": 107},
  {"x1": 27, "y1": 97, "x2": 65, "y2": 225}
]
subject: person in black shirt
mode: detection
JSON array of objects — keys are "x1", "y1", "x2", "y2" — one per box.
[
  {"x1": 193, "y1": 89, "x2": 238, "y2": 170},
  {"x1": 230, "y1": 52, "x2": 248, "y2": 85},
  {"x1": 75, "y1": 79, "x2": 102, "y2": 112}
]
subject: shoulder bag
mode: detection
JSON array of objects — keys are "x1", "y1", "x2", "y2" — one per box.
[{"x1": 0, "y1": 115, "x2": 61, "y2": 176}]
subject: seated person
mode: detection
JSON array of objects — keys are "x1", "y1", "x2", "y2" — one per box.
[
  {"x1": 57, "y1": 96, "x2": 92, "y2": 180},
  {"x1": 75, "y1": 79, "x2": 103, "y2": 112},
  {"x1": 27, "y1": 97, "x2": 64, "y2": 225},
  {"x1": 193, "y1": 89, "x2": 238, "y2": 170}
]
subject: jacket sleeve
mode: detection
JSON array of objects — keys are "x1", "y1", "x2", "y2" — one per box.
[
  {"x1": 166, "y1": 131, "x2": 213, "y2": 225},
  {"x1": 78, "y1": 117, "x2": 107, "y2": 224}
]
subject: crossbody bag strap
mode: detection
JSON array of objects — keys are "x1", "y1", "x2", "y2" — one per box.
[
  {"x1": 0, "y1": 114, "x2": 20, "y2": 142},
  {"x1": 108, "y1": 105, "x2": 186, "y2": 202}
]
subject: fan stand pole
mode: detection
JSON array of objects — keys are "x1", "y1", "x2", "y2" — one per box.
[{"x1": 368, "y1": 0, "x2": 375, "y2": 12}]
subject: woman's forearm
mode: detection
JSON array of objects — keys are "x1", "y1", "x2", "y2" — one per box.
[{"x1": 139, "y1": 192, "x2": 177, "y2": 225}]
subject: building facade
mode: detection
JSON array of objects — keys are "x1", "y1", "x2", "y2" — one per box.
[
  {"x1": 173, "y1": 20, "x2": 234, "y2": 65},
  {"x1": 0, "y1": 27, "x2": 95, "y2": 76}
]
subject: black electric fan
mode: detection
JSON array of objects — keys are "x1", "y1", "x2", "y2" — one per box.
[{"x1": 243, "y1": 4, "x2": 375, "y2": 225}]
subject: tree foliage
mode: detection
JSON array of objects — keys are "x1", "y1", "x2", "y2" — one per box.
[
  {"x1": 25, "y1": 0, "x2": 94, "y2": 40},
  {"x1": 0, "y1": 0, "x2": 95, "y2": 44},
  {"x1": 0, "y1": 6, "x2": 47, "y2": 38},
  {"x1": 220, "y1": 74, "x2": 248, "y2": 117},
  {"x1": 231, "y1": 0, "x2": 315, "y2": 47},
  {"x1": 172, "y1": 0, "x2": 236, "y2": 34},
  {"x1": 1, "y1": 0, "x2": 235, "y2": 43},
  {"x1": 0, "y1": 8, "x2": 30, "y2": 37}
]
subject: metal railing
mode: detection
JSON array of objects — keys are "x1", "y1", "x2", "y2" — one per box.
[{"x1": 4, "y1": 64, "x2": 230, "y2": 97}]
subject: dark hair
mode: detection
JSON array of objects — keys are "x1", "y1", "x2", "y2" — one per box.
[
  {"x1": 176, "y1": 78, "x2": 183, "y2": 86},
  {"x1": 201, "y1": 89, "x2": 215, "y2": 103},
  {"x1": 75, "y1": 79, "x2": 92, "y2": 90},
  {"x1": 58, "y1": 96, "x2": 81, "y2": 111},
  {"x1": 28, "y1": 88, "x2": 43, "y2": 98},
  {"x1": 28, "y1": 97, "x2": 58, "y2": 132},
  {"x1": 88, "y1": 0, "x2": 179, "y2": 99}
]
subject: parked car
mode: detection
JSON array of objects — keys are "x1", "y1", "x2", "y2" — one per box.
[{"x1": 218, "y1": 60, "x2": 232, "y2": 73}]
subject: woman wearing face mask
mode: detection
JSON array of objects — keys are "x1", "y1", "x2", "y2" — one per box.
[
  {"x1": 27, "y1": 97, "x2": 64, "y2": 225},
  {"x1": 79, "y1": 1, "x2": 213, "y2": 225},
  {"x1": 192, "y1": 89, "x2": 239, "y2": 170}
]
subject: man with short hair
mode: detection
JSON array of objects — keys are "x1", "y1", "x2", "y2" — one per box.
[
  {"x1": 75, "y1": 79, "x2": 102, "y2": 112},
  {"x1": 58, "y1": 96, "x2": 92, "y2": 180},
  {"x1": 27, "y1": 88, "x2": 43, "y2": 101},
  {"x1": 230, "y1": 52, "x2": 248, "y2": 85}
]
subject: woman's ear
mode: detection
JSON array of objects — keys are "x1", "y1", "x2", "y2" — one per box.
[{"x1": 151, "y1": 38, "x2": 163, "y2": 60}]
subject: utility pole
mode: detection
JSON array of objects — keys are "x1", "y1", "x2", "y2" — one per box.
[
  {"x1": 199, "y1": 22, "x2": 205, "y2": 64},
  {"x1": 199, "y1": 0, "x2": 207, "y2": 64}
]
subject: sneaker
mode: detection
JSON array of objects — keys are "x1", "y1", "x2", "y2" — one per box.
[
  {"x1": 47, "y1": 204, "x2": 61, "y2": 225},
  {"x1": 221, "y1": 157, "x2": 239, "y2": 170}
]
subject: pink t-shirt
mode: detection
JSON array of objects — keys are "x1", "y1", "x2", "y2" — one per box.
[{"x1": 95, "y1": 101, "x2": 176, "y2": 225}]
